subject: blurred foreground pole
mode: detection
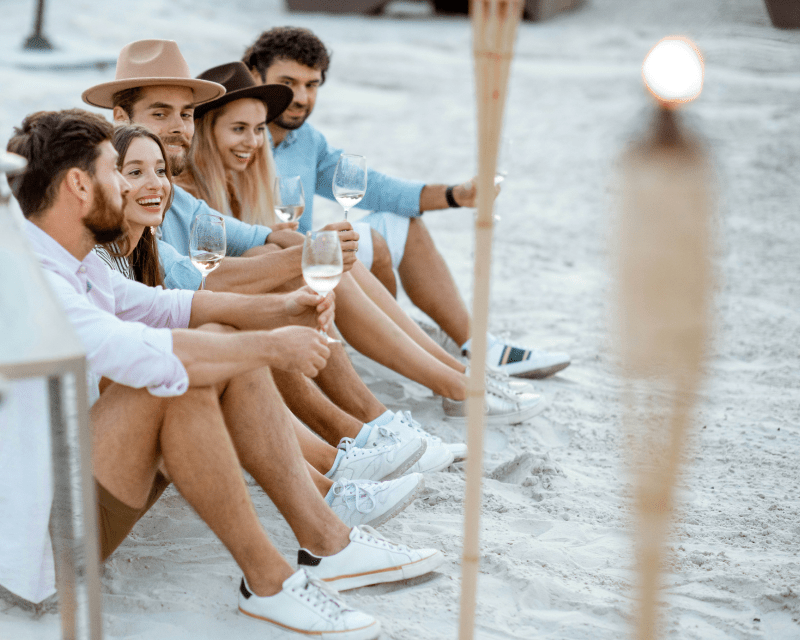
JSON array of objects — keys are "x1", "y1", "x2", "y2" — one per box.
[
  {"x1": 616, "y1": 38, "x2": 714, "y2": 640},
  {"x1": 458, "y1": 2, "x2": 522, "y2": 639},
  {"x1": 0, "y1": 152, "x2": 102, "y2": 640},
  {"x1": 24, "y1": 0, "x2": 53, "y2": 50}
]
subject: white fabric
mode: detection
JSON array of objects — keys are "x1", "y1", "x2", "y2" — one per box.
[
  {"x1": 0, "y1": 379, "x2": 55, "y2": 603},
  {"x1": 353, "y1": 211, "x2": 410, "y2": 270},
  {"x1": 24, "y1": 221, "x2": 193, "y2": 405}
]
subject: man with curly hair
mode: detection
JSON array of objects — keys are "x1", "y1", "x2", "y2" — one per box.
[{"x1": 245, "y1": 26, "x2": 571, "y2": 380}]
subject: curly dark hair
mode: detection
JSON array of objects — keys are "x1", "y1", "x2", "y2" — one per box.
[
  {"x1": 243, "y1": 27, "x2": 331, "y2": 84},
  {"x1": 7, "y1": 109, "x2": 113, "y2": 218}
]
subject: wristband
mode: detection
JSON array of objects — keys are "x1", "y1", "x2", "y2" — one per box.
[{"x1": 445, "y1": 185, "x2": 461, "y2": 208}]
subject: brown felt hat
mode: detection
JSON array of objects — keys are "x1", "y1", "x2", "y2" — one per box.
[
  {"x1": 82, "y1": 39, "x2": 226, "y2": 109},
  {"x1": 192, "y1": 62, "x2": 293, "y2": 123}
]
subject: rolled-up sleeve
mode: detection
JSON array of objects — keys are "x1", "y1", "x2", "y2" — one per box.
[
  {"x1": 158, "y1": 239, "x2": 203, "y2": 291},
  {"x1": 314, "y1": 134, "x2": 425, "y2": 219},
  {"x1": 42, "y1": 271, "x2": 189, "y2": 397}
]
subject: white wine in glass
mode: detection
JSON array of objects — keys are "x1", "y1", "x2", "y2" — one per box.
[
  {"x1": 274, "y1": 175, "x2": 305, "y2": 223},
  {"x1": 190, "y1": 212, "x2": 226, "y2": 290},
  {"x1": 302, "y1": 230, "x2": 343, "y2": 343},
  {"x1": 332, "y1": 154, "x2": 367, "y2": 220}
]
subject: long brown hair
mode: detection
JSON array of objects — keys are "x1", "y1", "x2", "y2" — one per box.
[
  {"x1": 108, "y1": 124, "x2": 173, "y2": 287},
  {"x1": 185, "y1": 98, "x2": 277, "y2": 226}
]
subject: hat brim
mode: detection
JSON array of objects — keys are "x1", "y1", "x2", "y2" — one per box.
[
  {"x1": 82, "y1": 77, "x2": 226, "y2": 110},
  {"x1": 193, "y1": 84, "x2": 294, "y2": 124}
]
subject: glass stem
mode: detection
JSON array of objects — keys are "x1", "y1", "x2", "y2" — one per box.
[{"x1": 200, "y1": 275, "x2": 206, "y2": 291}]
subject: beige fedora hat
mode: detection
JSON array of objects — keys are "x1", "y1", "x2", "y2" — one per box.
[{"x1": 82, "y1": 39, "x2": 225, "y2": 109}]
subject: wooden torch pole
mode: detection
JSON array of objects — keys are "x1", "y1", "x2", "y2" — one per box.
[{"x1": 458, "y1": 2, "x2": 522, "y2": 639}]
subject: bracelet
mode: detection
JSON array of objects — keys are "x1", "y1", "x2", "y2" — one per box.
[{"x1": 445, "y1": 185, "x2": 461, "y2": 208}]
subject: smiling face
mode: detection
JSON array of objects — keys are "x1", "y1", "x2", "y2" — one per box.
[
  {"x1": 119, "y1": 85, "x2": 195, "y2": 175},
  {"x1": 120, "y1": 136, "x2": 171, "y2": 231},
  {"x1": 83, "y1": 141, "x2": 130, "y2": 245},
  {"x1": 212, "y1": 98, "x2": 268, "y2": 173}
]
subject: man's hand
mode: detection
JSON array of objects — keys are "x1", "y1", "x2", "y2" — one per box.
[
  {"x1": 266, "y1": 326, "x2": 331, "y2": 377},
  {"x1": 452, "y1": 176, "x2": 500, "y2": 208},
  {"x1": 321, "y1": 220, "x2": 359, "y2": 272},
  {"x1": 284, "y1": 286, "x2": 335, "y2": 333}
]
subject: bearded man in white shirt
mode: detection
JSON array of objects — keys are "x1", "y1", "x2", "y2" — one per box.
[{"x1": 7, "y1": 108, "x2": 443, "y2": 638}]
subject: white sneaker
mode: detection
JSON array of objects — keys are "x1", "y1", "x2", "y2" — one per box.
[
  {"x1": 238, "y1": 569, "x2": 380, "y2": 639},
  {"x1": 390, "y1": 411, "x2": 464, "y2": 467},
  {"x1": 442, "y1": 372, "x2": 546, "y2": 426},
  {"x1": 299, "y1": 525, "x2": 444, "y2": 591},
  {"x1": 327, "y1": 473, "x2": 425, "y2": 528},
  {"x1": 328, "y1": 436, "x2": 426, "y2": 482},
  {"x1": 463, "y1": 333, "x2": 570, "y2": 379}
]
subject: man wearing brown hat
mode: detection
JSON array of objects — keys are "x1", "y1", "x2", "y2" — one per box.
[{"x1": 82, "y1": 40, "x2": 529, "y2": 473}]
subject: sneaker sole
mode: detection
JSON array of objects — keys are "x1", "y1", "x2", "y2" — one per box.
[
  {"x1": 239, "y1": 607, "x2": 381, "y2": 639},
  {"x1": 379, "y1": 440, "x2": 427, "y2": 481},
  {"x1": 364, "y1": 476, "x2": 425, "y2": 529},
  {"x1": 323, "y1": 550, "x2": 445, "y2": 592},
  {"x1": 444, "y1": 395, "x2": 548, "y2": 427},
  {"x1": 506, "y1": 360, "x2": 570, "y2": 379}
]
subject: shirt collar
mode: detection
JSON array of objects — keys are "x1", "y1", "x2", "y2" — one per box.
[{"x1": 276, "y1": 127, "x2": 299, "y2": 150}]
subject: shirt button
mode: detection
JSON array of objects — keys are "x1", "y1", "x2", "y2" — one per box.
[{"x1": 78, "y1": 266, "x2": 87, "y2": 273}]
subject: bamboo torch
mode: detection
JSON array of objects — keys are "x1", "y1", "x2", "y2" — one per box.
[
  {"x1": 616, "y1": 37, "x2": 714, "y2": 640},
  {"x1": 458, "y1": 2, "x2": 523, "y2": 639}
]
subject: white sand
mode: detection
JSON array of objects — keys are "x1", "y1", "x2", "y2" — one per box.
[{"x1": 2, "y1": 0, "x2": 799, "y2": 638}]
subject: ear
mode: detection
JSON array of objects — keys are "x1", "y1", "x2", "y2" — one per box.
[
  {"x1": 63, "y1": 167, "x2": 93, "y2": 206},
  {"x1": 112, "y1": 106, "x2": 130, "y2": 124}
]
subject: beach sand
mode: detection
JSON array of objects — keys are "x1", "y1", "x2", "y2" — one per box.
[{"x1": 1, "y1": 0, "x2": 799, "y2": 637}]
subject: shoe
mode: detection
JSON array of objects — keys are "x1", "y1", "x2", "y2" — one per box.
[
  {"x1": 328, "y1": 436, "x2": 426, "y2": 483},
  {"x1": 442, "y1": 372, "x2": 546, "y2": 426},
  {"x1": 463, "y1": 333, "x2": 570, "y2": 379},
  {"x1": 390, "y1": 410, "x2": 463, "y2": 467},
  {"x1": 238, "y1": 569, "x2": 380, "y2": 639},
  {"x1": 299, "y1": 525, "x2": 444, "y2": 591},
  {"x1": 327, "y1": 473, "x2": 425, "y2": 528}
]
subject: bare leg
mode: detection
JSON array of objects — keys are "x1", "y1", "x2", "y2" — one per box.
[
  {"x1": 91, "y1": 383, "x2": 297, "y2": 597},
  {"x1": 271, "y1": 365, "x2": 381, "y2": 445},
  {"x1": 397, "y1": 218, "x2": 472, "y2": 347},
  {"x1": 335, "y1": 270, "x2": 467, "y2": 400},
  {"x1": 351, "y1": 257, "x2": 466, "y2": 372},
  {"x1": 367, "y1": 228, "x2": 397, "y2": 297},
  {"x1": 308, "y1": 461, "x2": 334, "y2": 496},
  {"x1": 218, "y1": 366, "x2": 352, "y2": 556}
]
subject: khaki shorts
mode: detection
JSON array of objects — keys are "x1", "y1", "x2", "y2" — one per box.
[{"x1": 96, "y1": 472, "x2": 170, "y2": 561}]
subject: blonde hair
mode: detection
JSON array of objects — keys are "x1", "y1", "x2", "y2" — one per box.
[{"x1": 187, "y1": 99, "x2": 277, "y2": 226}]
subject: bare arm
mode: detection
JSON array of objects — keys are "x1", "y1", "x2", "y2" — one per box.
[
  {"x1": 188, "y1": 288, "x2": 335, "y2": 333},
  {"x1": 171, "y1": 325, "x2": 331, "y2": 387},
  {"x1": 419, "y1": 177, "x2": 498, "y2": 212},
  {"x1": 204, "y1": 244, "x2": 304, "y2": 294}
]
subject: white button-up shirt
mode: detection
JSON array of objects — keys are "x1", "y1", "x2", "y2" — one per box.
[{"x1": 23, "y1": 220, "x2": 193, "y2": 405}]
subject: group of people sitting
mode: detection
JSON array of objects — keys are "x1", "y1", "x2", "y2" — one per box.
[{"x1": 7, "y1": 27, "x2": 571, "y2": 640}]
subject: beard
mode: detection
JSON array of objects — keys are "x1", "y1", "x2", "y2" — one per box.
[
  {"x1": 272, "y1": 104, "x2": 310, "y2": 131},
  {"x1": 83, "y1": 181, "x2": 128, "y2": 246},
  {"x1": 161, "y1": 134, "x2": 190, "y2": 176}
]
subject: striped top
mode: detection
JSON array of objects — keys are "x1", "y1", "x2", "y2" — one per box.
[{"x1": 93, "y1": 244, "x2": 134, "y2": 281}]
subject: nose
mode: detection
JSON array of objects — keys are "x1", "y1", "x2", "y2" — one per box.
[
  {"x1": 143, "y1": 168, "x2": 162, "y2": 191},
  {"x1": 292, "y1": 85, "x2": 307, "y2": 106},
  {"x1": 245, "y1": 129, "x2": 258, "y2": 149},
  {"x1": 166, "y1": 111, "x2": 188, "y2": 135},
  {"x1": 118, "y1": 172, "x2": 132, "y2": 197}
]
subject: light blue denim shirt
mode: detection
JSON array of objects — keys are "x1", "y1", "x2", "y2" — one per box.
[
  {"x1": 272, "y1": 122, "x2": 425, "y2": 234},
  {"x1": 158, "y1": 185, "x2": 271, "y2": 290}
]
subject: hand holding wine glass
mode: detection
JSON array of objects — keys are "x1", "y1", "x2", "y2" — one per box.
[
  {"x1": 302, "y1": 230, "x2": 343, "y2": 343},
  {"x1": 274, "y1": 175, "x2": 305, "y2": 228},
  {"x1": 332, "y1": 154, "x2": 367, "y2": 220},
  {"x1": 190, "y1": 212, "x2": 226, "y2": 290}
]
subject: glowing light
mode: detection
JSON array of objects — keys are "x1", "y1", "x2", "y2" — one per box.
[{"x1": 642, "y1": 37, "x2": 704, "y2": 104}]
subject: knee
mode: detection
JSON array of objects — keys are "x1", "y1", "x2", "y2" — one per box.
[{"x1": 371, "y1": 229, "x2": 393, "y2": 272}]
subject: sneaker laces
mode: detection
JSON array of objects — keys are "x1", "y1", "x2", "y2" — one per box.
[
  {"x1": 289, "y1": 569, "x2": 352, "y2": 619},
  {"x1": 338, "y1": 437, "x2": 397, "y2": 463},
  {"x1": 352, "y1": 524, "x2": 413, "y2": 553},
  {"x1": 331, "y1": 478, "x2": 383, "y2": 514},
  {"x1": 464, "y1": 365, "x2": 522, "y2": 405},
  {"x1": 396, "y1": 411, "x2": 442, "y2": 445}
]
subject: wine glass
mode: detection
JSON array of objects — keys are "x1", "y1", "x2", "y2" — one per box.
[
  {"x1": 190, "y1": 212, "x2": 226, "y2": 290},
  {"x1": 274, "y1": 176, "x2": 305, "y2": 224},
  {"x1": 301, "y1": 230, "x2": 343, "y2": 343},
  {"x1": 332, "y1": 154, "x2": 367, "y2": 220}
]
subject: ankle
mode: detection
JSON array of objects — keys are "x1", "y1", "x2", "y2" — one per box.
[
  {"x1": 300, "y1": 525, "x2": 351, "y2": 558},
  {"x1": 245, "y1": 565, "x2": 293, "y2": 598}
]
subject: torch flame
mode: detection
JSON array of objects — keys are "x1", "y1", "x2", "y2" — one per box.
[{"x1": 642, "y1": 37, "x2": 704, "y2": 105}]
